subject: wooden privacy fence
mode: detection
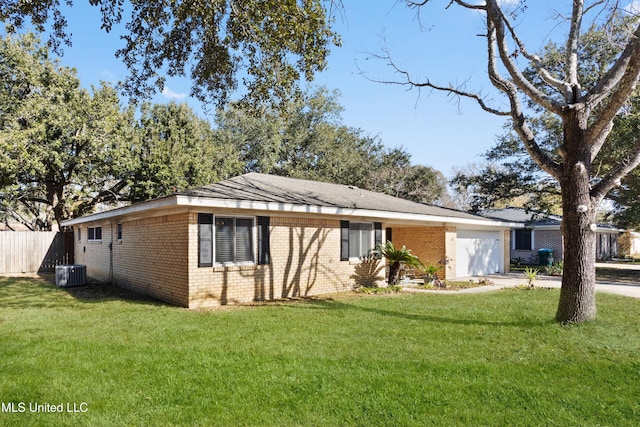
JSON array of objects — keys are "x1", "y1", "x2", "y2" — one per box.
[{"x1": 0, "y1": 231, "x2": 74, "y2": 274}]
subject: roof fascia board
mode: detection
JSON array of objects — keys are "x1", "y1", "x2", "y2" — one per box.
[
  {"x1": 176, "y1": 196, "x2": 521, "y2": 228},
  {"x1": 62, "y1": 194, "x2": 522, "y2": 229},
  {"x1": 61, "y1": 196, "x2": 179, "y2": 226}
]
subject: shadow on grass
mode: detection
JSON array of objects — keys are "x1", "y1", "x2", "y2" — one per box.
[
  {"x1": 284, "y1": 295, "x2": 556, "y2": 328},
  {"x1": 596, "y1": 267, "x2": 640, "y2": 284},
  {"x1": 0, "y1": 275, "x2": 167, "y2": 309}
]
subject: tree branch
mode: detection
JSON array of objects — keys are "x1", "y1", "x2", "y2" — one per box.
[
  {"x1": 588, "y1": 120, "x2": 614, "y2": 163},
  {"x1": 584, "y1": 23, "x2": 640, "y2": 132},
  {"x1": 405, "y1": 0, "x2": 485, "y2": 10},
  {"x1": 360, "y1": 48, "x2": 511, "y2": 116},
  {"x1": 485, "y1": 17, "x2": 562, "y2": 180},
  {"x1": 75, "y1": 178, "x2": 130, "y2": 216},
  {"x1": 485, "y1": 0, "x2": 566, "y2": 115},
  {"x1": 566, "y1": 0, "x2": 585, "y2": 97},
  {"x1": 584, "y1": 25, "x2": 640, "y2": 112},
  {"x1": 498, "y1": 4, "x2": 572, "y2": 99},
  {"x1": 591, "y1": 137, "x2": 640, "y2": 202}
]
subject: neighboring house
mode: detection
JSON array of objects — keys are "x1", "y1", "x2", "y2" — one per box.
[
  {"x1": 619, "y1": 231, "x2": 640, "y2": 258},
  {"x1": 478, "y1": 207, "x2": 622, "y2": 264},
  {"x1": 61, "y1": 173, "x2": 518, "y2": 308}
]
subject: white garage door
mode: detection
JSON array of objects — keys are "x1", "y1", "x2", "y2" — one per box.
[{"x1": 456, "y1": 230, "x2": 503, "y2": 277}]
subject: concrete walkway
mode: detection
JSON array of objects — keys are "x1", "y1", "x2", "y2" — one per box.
[{"x1": 407, "y1": 263, "x2": 640, "y2": 298}]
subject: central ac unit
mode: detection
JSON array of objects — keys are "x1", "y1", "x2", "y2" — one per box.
[{"x1": 55, "y1": 265, "x2": 87, "y2": 287}]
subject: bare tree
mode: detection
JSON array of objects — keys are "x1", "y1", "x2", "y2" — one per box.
[{"x1": 383, "y1": 0, "x2": 640, "y2": 323}]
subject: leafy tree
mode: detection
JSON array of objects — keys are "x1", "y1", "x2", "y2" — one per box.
[
  {"x1": 128, "y1": 102, "x2": 242, "y2": 201},
  {"x1": 604, "y1": 97, "x2": 640, "y2": 227},
  {"x1": 215, "y1": 87, "x2": 444, "y2": 193},
  {"x1": 0, "y1": 0, "x2": 341, "y2": 108},
  {"x1": 0, "y1": 34, "x2": 241, "y2": 229},
  {"x1": 216, "y1": 87, "x2": 449, "y2": 200},
  {"x1": 367, "y1": 163, "x2": 447, "y2": 205},
  {"x1": 0, "y1": 33, "x2": 136, "y2": 229},
  {"x1": 450, "y1": 119, "x2": 563, "y2": 215},
  {"x1": 389, "y1": 1, "x2": 640, "y2": 323}
]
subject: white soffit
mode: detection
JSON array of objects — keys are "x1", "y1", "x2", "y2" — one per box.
[{"x1": 61, "y1": 194, "x2": 522, "y2": 229}]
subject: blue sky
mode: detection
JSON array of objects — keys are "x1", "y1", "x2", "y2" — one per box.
[{"x1": 27, "y1": 1, "x2": 640, "y2": 177}]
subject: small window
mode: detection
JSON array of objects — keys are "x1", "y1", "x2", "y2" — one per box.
[
  {"x1": 77, "y1": 228, "x2": 81, "y2": 242},
  {"x1": 117, "y1": 223, "x2": 123, "y2": 240},
  {"x1": 88, "y1": 226, "x2": 102, "y2": 241},
  {"x1": 514, "y1": 229, "x2": 532, "y2": 250},
  {"x1": 348, "y1": 222, "x2": 374, "y2": 259}
]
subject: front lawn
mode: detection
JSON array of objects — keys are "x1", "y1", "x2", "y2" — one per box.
[{"x1": 1, "y1": 276, "x2": 639, "y2": 426}]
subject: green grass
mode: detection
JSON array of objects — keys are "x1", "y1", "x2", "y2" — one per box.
[{"x1": 1, "y1": 276, "x2": 640, "y2": 426}]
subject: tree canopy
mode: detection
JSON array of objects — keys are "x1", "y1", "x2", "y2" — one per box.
[
  {"x1": 0, "y1": 0, "x2": 341, "y2": 108},
  {"x1": 1, "y1": 34, "x2": 448, "y2": 230},
  {"x1": 0, "y1": 33, "x2": 239, "y2": 229},
  {"x1": 215, "y1": 87, "x2": 448, "y2": 203}
]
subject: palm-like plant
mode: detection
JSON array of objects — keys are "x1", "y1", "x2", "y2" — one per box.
[{"x1": 379, "y1": 241, "x2": 426, "y2": 285}]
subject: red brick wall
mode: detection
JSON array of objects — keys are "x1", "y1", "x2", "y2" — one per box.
[{"x1": 392, "y1": 226, "x2": 451, "y2": 279}]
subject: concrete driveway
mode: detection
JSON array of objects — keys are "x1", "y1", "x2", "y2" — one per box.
[{"x1": 456, "y1": 262, "x2": 640, "y2": 298}]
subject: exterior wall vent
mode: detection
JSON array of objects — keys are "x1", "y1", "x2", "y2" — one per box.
[{"x1": 55, "y1": 265, "x2": 87, "y2": 287}]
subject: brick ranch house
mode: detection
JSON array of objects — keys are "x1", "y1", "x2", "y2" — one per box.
[
  {"x1": 61, "y1": 173, "x2": 519, "y2": 308},
  {"x1": 479, "y1": 207, "x2": 622, "y2": 263}
]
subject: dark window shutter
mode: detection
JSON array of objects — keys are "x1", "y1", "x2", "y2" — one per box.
[
  {"x1": 198, "y1": 213, "x2": 214, "y2": 267},
  {"x1": 374, "y1": 222, "x2": 382, "y2": 247},
  {"x1": 258, "y1": 216, "x2": 270, "y2": 265},
  {"x1": 340, "y1": 220, "x2": 349, "y2": 261},
  {"x1": 386, "y1": 227, "x2": 393, "y2": 245}
]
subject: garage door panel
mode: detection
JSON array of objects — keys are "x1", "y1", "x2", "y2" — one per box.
[{"x1": 456, "y1": 230, "x2": 502, "y2": 277}]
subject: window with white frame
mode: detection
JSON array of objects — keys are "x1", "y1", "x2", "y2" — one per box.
[
  {"x1": 117, "y1": 223, "x2": 123, "y2": 240},
  {"x1": 514, "y1": 228, "x2": 532, "y2": 250},
  {"x1": 348, "y1": 222, "x2": 374, "y2": 258},
  {"x1": 340, "y1": 221, "x2": 382, "y2": 261},
  {"x1": 216, "y1": 217, "x2": 254, "y2": 264},
  {"x1": 198, "y1": 214, "x2": 257, "y2": 267},
  {"x1": 88, "y1": 226, "x2": 102, "y2": 241}
]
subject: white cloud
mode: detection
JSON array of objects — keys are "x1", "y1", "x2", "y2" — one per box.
[
  {"x1": 161, "y1": 86, "x2": 188, "y2": 100},
  {"x1": 99, "y1": 70, "x2": 116, "y2": 82}
]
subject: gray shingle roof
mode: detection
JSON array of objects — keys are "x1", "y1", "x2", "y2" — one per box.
[
  {"x1": 180, "y1": 173, "x2": 488, "y2": 221},
  {"x1": 478, "y1": 208, "x2": 562, "y2": 225},
  {"x1": 63, "y1": 173, "x2": 517, "y2": 226}
]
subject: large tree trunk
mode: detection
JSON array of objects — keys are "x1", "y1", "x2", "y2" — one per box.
[{"x1": 555, "y1": 117, "x2": 597, "y2": 323}]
